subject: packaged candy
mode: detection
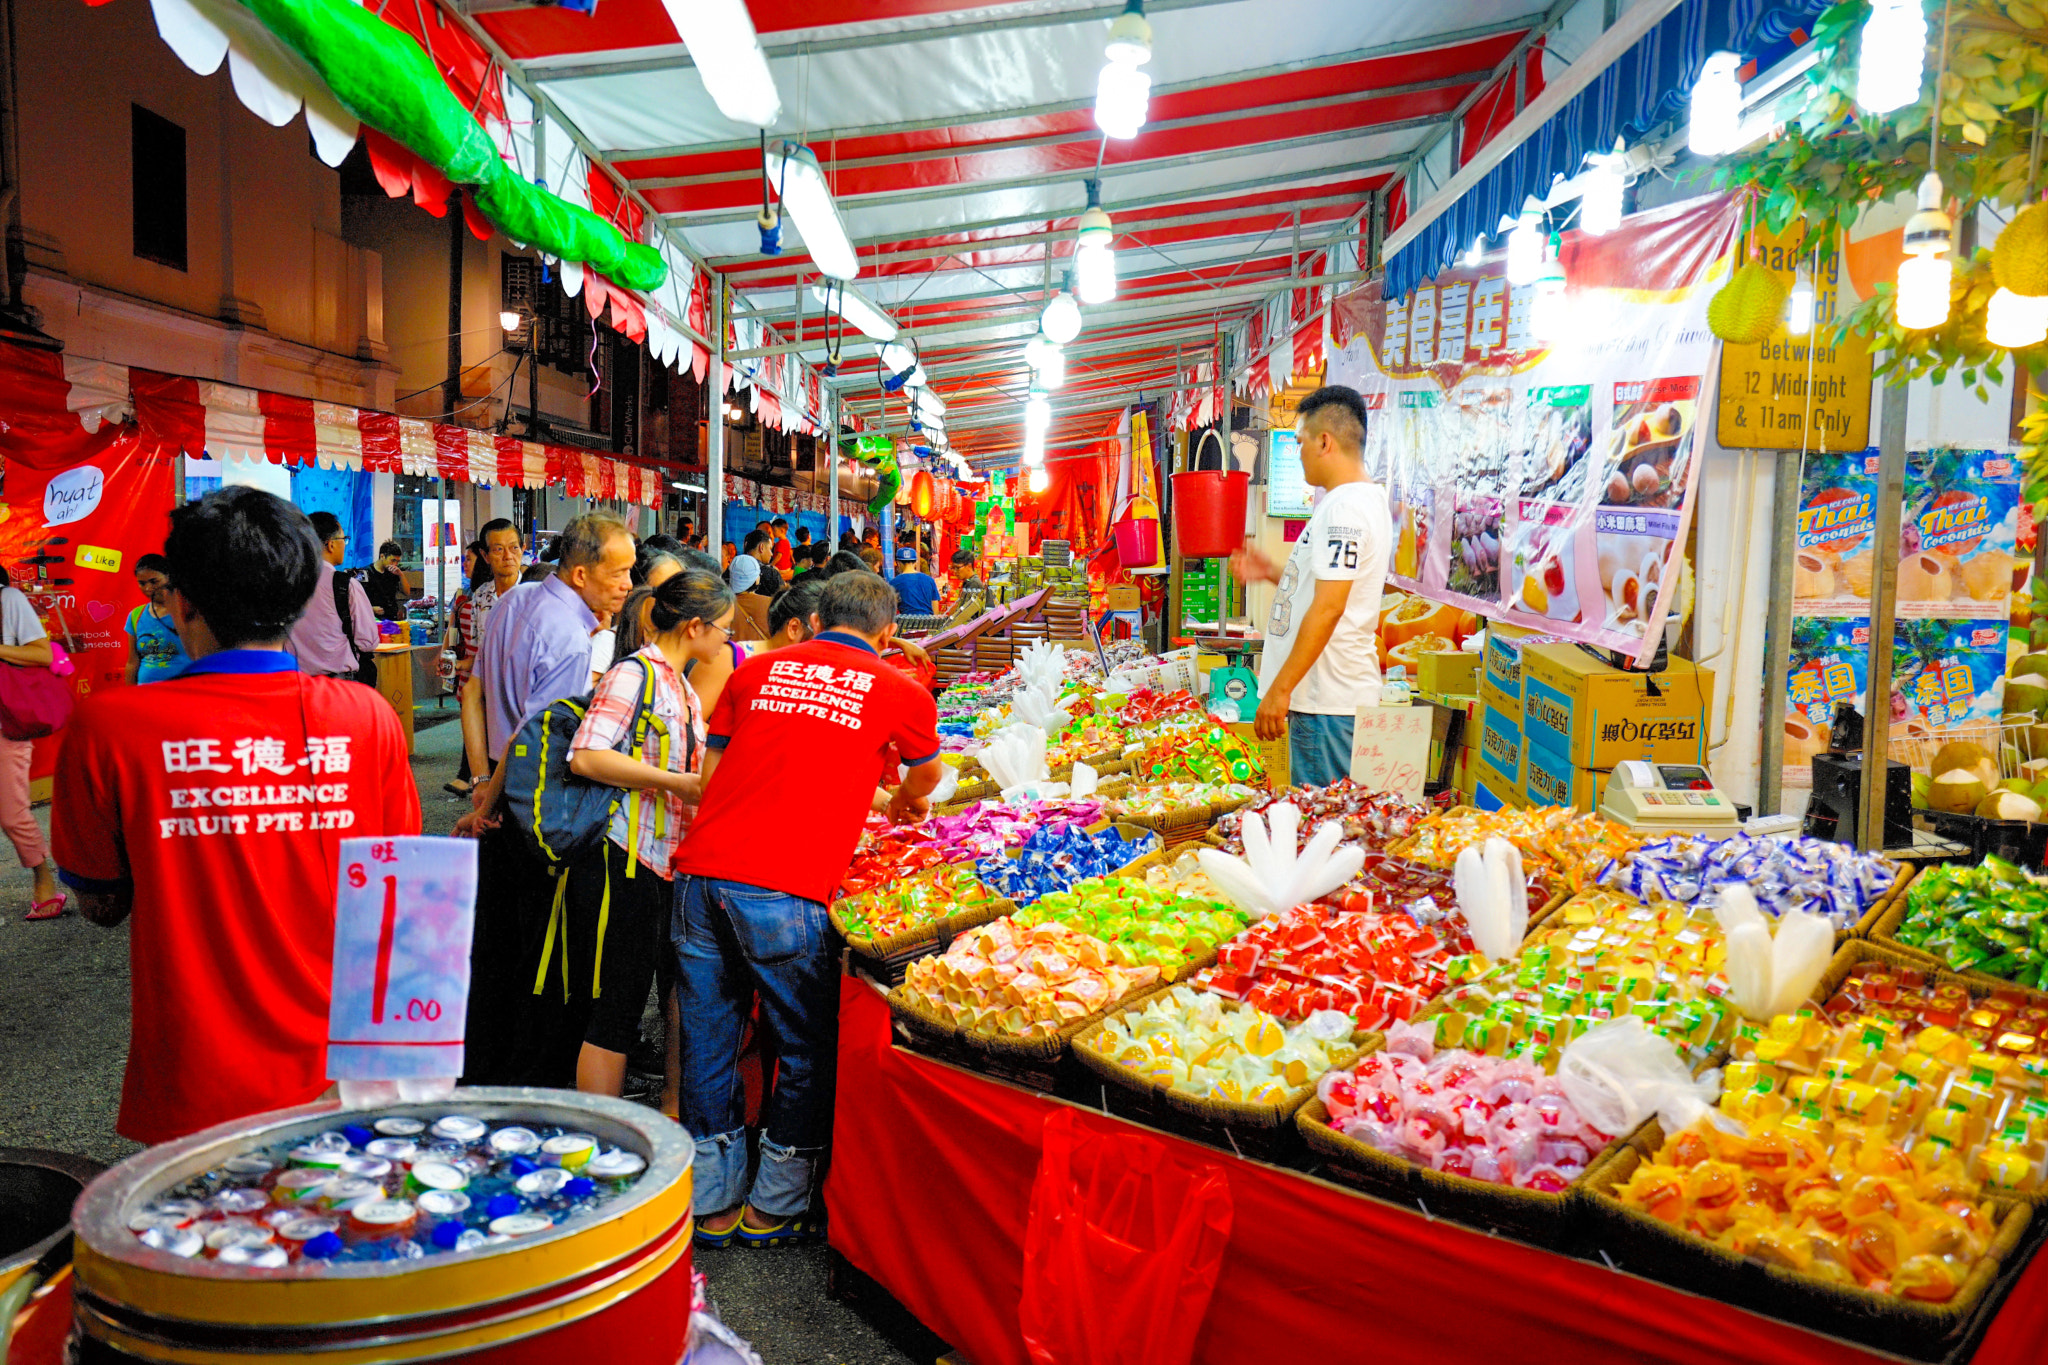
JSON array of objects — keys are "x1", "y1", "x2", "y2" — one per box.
[
  {"x1": 1889, "y1": 857, "x2": 2048, "y2": 989},
  {"x1": 1015, "y1": 876, "x2": 1248, "y2": 981},
  {"x1": 1602, "y1": 833, "x2": 1896, "y2": 931},
  {"x1": 1315, "y1": 1031, "x2": 1615, "y2": 1191},
  {"x1": 1218, "y1": 780, "x2": 1430, "y2": 853},
  {"x1": 974, "y1": 823, "x2": 1159, "y2": 905},
  {"x1": 1084, "y1": 985, "x2": 1357, "y2": 1102},
  {"x1": 1391, "y1": 807, "x2": 1642, "y2": 899},
  {"x1": 900, "y1": 916, "x2": 1161, "y2": 1037},
  {"x1": 1188, "y1": 900, "x2": 1481, "y2": 1030},
  {"x1": 832, "y1": 865, "x2": 1008, "y2": 947}
]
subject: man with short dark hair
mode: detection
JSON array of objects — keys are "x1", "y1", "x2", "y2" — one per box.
[
  {"x1": 674, "y1": 569, "x2": 943, "y2": 1247},
  {"x1": 1230, "y1": 384, "x2": 1391, "y2": 787},
  {"x1": 54, "y1": 487, "x2": 420, "y2": 1143},
  {"x1": 286, "y1": 510, "x2": 378, "y2": 682},
  {"x1": 457, "y1": 511, "x2": 636, "y2": 1084},
  {"x1": 728, "y1": 529, "x2": 768, "y2": 594},
  {"x1": 950, "y1": 547, "x2": 985, "y2": 601}
]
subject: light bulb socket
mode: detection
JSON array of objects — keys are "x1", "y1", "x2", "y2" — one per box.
[{"x1": 1105, "y1": 6, "x2": 1151, "y2": 63}]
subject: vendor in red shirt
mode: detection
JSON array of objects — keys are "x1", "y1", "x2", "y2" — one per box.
[
  {"x1": 54, "y1": 487, "x2": 421, "y2": 1145},
  {"x1": 674, "y1": 570, "x2": 942, "y2": 1247}
]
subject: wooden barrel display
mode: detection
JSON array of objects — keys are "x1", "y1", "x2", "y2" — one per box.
[{"x1": 68, "y1": 1089, "x2": 692, "y2": 1365}]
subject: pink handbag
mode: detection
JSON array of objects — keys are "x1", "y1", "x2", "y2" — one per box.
[{"x1": 0, "y1": 641, "x2": 75, "y2": 740}]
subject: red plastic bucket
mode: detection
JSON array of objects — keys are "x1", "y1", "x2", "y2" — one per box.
[
  {"x1": 1171, "y1": 470, "x2": 1250, "y2": 559},
  {"x1": 1112, "y1": 517, "x2": 1159, "y2": 567}
]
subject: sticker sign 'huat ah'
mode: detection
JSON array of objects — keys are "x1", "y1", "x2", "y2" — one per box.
[{"x1": 326, "y1": 837, "x2": 478, "y2": 1081}]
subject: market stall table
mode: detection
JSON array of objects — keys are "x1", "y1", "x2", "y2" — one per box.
[
  {"x1": 825, "y1": 979, "x2": 2048, "y2": 1365},
  {"x1": 373, "y1": 643, "x2": 438, "y2": 754}
]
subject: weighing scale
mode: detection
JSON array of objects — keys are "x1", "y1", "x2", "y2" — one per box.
[{"x1": 1599, "y1": 760, "x2": 1741, "y2": 832}]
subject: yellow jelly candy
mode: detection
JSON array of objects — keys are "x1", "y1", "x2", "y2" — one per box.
[
  {"x1": 1978, "y1": 1147, "x2": 2034, "y2": 1191},
  {"x1": 1242, "y1": 1015, "x2": 1285, "y2": 1058}
]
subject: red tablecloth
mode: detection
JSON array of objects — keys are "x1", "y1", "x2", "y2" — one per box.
[{"x1": 825, "y1": 979, "x2": 2048, "y2": 1365}]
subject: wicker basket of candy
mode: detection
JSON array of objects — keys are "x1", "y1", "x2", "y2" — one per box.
[
  {"x1": 830, "y1": 865, "x2": 1018, "y2": 986},
  {"x1": 1076, "y1": 985, "x2": 1373, "y2": 1162},
  {"x1": 1870, "y1": 857, "x2": 2048, "y2": 997},
  {"x1": 1595, "y1": 831, "x2": 1912, "y2": 945},
  {"x1": 887, "y1": 917, "x2": 1165, "y2": 1092}
]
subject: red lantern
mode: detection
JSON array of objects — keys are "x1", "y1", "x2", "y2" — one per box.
[{"x1": 910, "y1": 470, "x2": 936, "y2": 520}]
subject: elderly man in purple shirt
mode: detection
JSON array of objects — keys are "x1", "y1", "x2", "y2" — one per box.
[
  {"x1": 287, "y1": 510, "x2": 378, "y2": 680},
  {"x1": 455, "y1": 511, "x2": 635, "y2": 1085}
]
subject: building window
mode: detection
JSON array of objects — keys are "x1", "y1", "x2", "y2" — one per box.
[{"x1": 132, "y1": 104, "x2": 187, "y2": 271}]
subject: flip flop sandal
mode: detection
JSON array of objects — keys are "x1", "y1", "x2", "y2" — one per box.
[
  {"x1": 24, "y1": 896, "x2": 66, "y2": 921},
  {"x1": 735, "y1": 1212, "x2": 824, "y2": 1248},
  {"x1": 693, "y1": 1211, "x2": 746, "y2": 1249}
]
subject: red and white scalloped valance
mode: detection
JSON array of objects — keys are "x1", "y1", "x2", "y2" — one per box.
[{"x1": 117, "y1": 367, "x2": 661, "y2": 506}]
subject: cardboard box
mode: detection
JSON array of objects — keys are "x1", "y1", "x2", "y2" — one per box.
[
  {"x1": 1483, "y1": 628, "x2": 1535, "y2": 699},
  {"x1": 1478, "y1": 705, "x2": 1523, "y2": 788},
  {"x1": 1473, "y1": 773, "x2": 1525, "y2": 811},
  {"x1": 1416, "y1": 650, "x2": 1481, "y2": 697},
  {"x1": 1106, "y1": 585, "x2": 1140, "y2": 611},
  {"x1": 1518, "y1": 643, "x2": 1714, "y2": 769},
  {"x1": 1520, "y1": 741, "x2": 1613, "y2": 813},
  {"x1": 1480, "y1": 676, "x2": 1520, "y2": 727}
]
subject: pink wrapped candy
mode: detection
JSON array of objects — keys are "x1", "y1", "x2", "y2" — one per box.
[{"x1": 1315, "y1": 1023, "x2": 1611, "y2": 1191}]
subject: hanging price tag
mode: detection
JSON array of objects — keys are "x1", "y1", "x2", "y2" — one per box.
[{"x1": 326, "y1": 837, "x2": 478, "y2": 1082}]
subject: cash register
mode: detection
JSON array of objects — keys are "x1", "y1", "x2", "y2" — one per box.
[{"x1": 1599, "y1": 760, "x2": 1741, "y2": 833}]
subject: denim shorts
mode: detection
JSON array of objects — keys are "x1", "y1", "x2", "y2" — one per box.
[{"x1": 1288, "y1": 711, "x2": 1356, "y2": 790}]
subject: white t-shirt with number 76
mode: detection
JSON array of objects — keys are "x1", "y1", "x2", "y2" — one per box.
[{"x1": 1256, "y1": 480, "x2": 1392, "y2": 715}]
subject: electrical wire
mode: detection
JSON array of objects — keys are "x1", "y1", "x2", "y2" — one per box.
[{"x1": 394, "y1": 347, "x2": 509, "y2": 403}]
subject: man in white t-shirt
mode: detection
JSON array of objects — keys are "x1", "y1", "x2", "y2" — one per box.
[{"x1": 1230, "y1": 385, "x2": 1391, "y2": 788}]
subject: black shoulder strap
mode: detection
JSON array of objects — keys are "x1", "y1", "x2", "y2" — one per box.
[{"x1": 331, "y1": 570, "x2": 360, "y2": 666}]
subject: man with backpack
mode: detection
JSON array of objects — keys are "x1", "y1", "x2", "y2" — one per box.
[
  {"x1": 674, "y1": 571, "x2": 944, "y2": 1247},
  {"x1": 454, "y1": 512, "x2": 635, "y2": 1085},
  {"x1": 286, "y1": 511, "x2": 379, "y2": 684}
]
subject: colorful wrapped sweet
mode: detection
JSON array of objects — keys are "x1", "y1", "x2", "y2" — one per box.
[
  {"x1": 1217, "y1": 780, "x2": 1430, "y2": 853},
  {"x1": 1602, "y1": 833, "x2": 1896, "y2": 931},
  {"x1": 1424, "y1": 888, "x2": 1735, "y2": 1072},
  {"x1": 1391, "y1": 806, "x2": 1640, "y2": 898},
  {"x1": 1105, "y1": 781, "x2": 1260, "y2": 820},
  {"x1": 1329, "y1": 850, "x2": 1549, "y2": 919},
  {"x1": 899, "y1": 917, "x2": 1160, "y2": 1038},
  {"x1": 1190, "y1": 900, "x2": 1484, "y2": 1030},
  {"x1": 1127, "y1": 712, "x2": 1267, "y2": 785},
  {"x1": 1617, "y1": 1097, "x2": 1999, "y2": 1300},
  {"x1": 974, "y1": 822, "x2": 1158, "y2": 905},
  {"x1": 1889, "y1": 857, "x2": 2048, "y2": 989},
  {"x1": 1316, "y1": 1025, "x2": 1614, "y2": 1191},
  {"x1": 832, "y1": 865, "x2": 1008, "y2": 949},
  {"x1": 838, "y1": 799, "x2": 1107, "y2": 895},
  {"x1": 1083, "y1": 986, "x2": 1358, "y2": 1102},
  {"x1": 1015, "y1": 876, "x2": 1248, "y2": 981}
]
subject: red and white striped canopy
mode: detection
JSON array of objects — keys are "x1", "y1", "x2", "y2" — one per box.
[{"x1": 452, "y1": 0, "x2": 1561, "y2": 465}]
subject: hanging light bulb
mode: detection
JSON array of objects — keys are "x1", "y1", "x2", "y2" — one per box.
[
  {"x1": 1505, "y1": 204, "x2": 1545, "y2": 287},
  {"x1": 1989, "y1": 288, "x2": 2048, "y2": 349},
  {"x1": 1025, "y1": 333, "x2": 1067, "y2": 389},
  {"x1": 1786, "y1": 263, "x2": 1816, "y2": 336},
  {"x1": 1530, "y1": 240, "x2": 1569, "y2": 344},
  {"x1": 1896, "y1": 171, "x2": 1953, "y2": 330},
  {"x1": 1689, "y1": 52, "x2": 1744, "y2": 157},
  {"x1": 1579, "y1": 145, "x2": 1626, "y2": 236},
  {"x1": 1028, "y1": 466, "x2": 1050, "y2": 492},
  {"x1": 1095, "y1": 1, "x2": 1153, "y2": 139},
  {"x1": 1041, "y1": 288, "x2": 1083, "y2": 345},
  {"x1": 1857, "y1": 0, "x2": 1929, "y2": 114},
  {"x1": 1461, "y1": 236, "x2": 1486, "y2": 268},
  {"x1": 1075, "y1": 181, "x2": 1118, "y2": 304},
  {"x1": 1025, "y1": 391, "x2": 1052, "y2": 438}
]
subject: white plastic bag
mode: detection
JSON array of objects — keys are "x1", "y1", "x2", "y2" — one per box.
[
  {"x1": 1193, "y1": 803, "x2": 1362, "y2": 919},
  {"x1": 1557, "y1": 1016, "x2": 1722, "y2": 1137},
  {"x1": 1716, "y1": 883, "x2": 1834, "y2": 1020}
]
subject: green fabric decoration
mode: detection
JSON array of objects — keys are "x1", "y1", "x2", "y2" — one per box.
[
  {"x1": 848, "y1": 437, "x2": 900, "y2": 517},
  {"x1": 239, "y1": 0, "x2": 666, "y2": 292}
]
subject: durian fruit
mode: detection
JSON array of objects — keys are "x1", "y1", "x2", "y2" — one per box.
[
  {"x1": 1708, "y1": 258, "x2": 1790, "y2": 344},
  {"x1": 1992, "y1": 201, "x2": 2048, "y2": 298}
]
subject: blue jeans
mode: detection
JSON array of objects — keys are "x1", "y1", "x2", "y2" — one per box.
[
  {"x1": 1288, "y1": 711, "x2": 1355, "y2": 789},
  {"x1": 673, "y1": 876, "x2": 837, "y2": 1219}
]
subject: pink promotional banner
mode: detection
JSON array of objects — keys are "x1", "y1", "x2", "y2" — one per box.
[{"x1": 1329, "y1": 194, "x2": 1742, "y2": 665}]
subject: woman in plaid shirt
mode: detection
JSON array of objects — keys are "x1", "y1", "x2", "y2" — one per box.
[{"x1": 563, "y1": 567, "x2": 736, "y2": 1097}]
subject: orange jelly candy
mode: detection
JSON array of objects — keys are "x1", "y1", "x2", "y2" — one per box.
[
  {"x1": 1893, "y1": 1253, "x2": 1961, "y2": 1303},
  {"x1": 1844, "y1": 1217, "x2": 1901, "y2": 1285}
]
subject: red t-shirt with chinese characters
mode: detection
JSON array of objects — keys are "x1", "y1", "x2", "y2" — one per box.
[
  {"x1": 52, "y1": 651, "x2": 421, "y2": 1144},
  {"x1": 674, "y1": 631, "x2": 940, "y2": 904}
]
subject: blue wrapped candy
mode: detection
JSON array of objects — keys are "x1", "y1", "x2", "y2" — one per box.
[
  {"x1": 1600, "y1": 833, "x2": 1896, "y2": 931},
  {"x1": 974, "y1": 821, "x2": 1158, "y2": 905}
]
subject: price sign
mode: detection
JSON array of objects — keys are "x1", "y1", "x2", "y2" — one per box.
[
  {"x1": 1714, "y1": 225, "x2": 1872, "y2": 451},
  {"x1": 1349, "y1": 705, "x2": 1433, "y2": 800},
  {"x1": 326, "y1": 837, "x2": 478, "y2": 1082}
]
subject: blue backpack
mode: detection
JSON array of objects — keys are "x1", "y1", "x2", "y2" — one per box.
[{"x1": 500, "y1": 659, "x2": 686, "y2": 999}]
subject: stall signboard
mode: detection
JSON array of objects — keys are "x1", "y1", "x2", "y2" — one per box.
[
  {"x1": 1781, "y1": 448, "x2": 2021, "y2": 787},
  {"x1": 421, "y1": 499, "x2": 463, "y2": 605},
  {"x1": 1713, "y1": 225, "x2": 1873, "y2": 451},
  {"x1": 1266, "y1": 430, "x2": 1314, "y2": 518},
  {"x1": 1328, "y1": 194, "x2": 1741, "y2": 666}
]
